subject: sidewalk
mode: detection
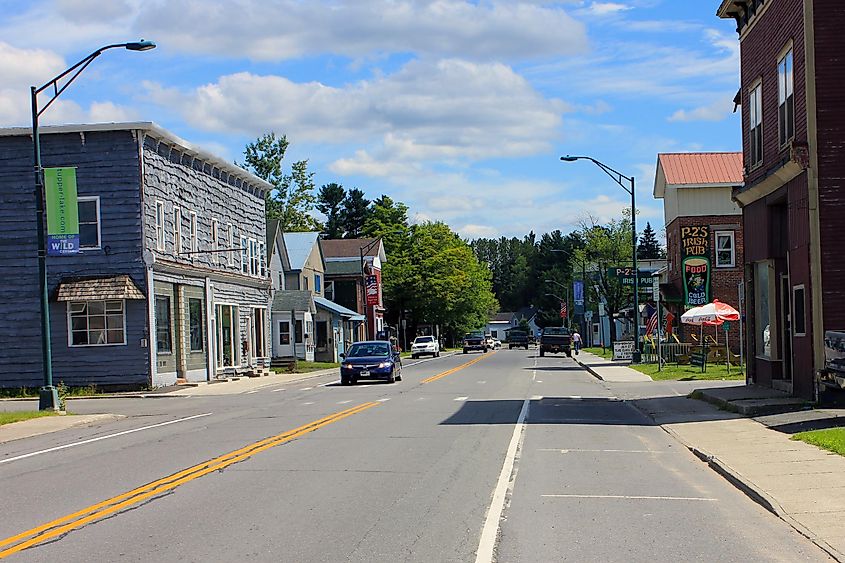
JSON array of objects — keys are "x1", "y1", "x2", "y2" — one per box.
[
  {"x1": 165, "y1": 367, "x2": 339, "y2": 396},
  {"x1": 635, "y1": 391, "x2": 845, "y2": 561},
  {"x1": 574, "y1": 351, "x2": 653, "y2": 382},
  {"x1": 0, "y1": 414, "x2": 122, "y2": 444}
]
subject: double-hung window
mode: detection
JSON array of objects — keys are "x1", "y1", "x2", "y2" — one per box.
[
  {"x1": 189, "y1": 211, "x2": 198, "y2": 254},
  {"x1": 227, "y1": 223, "x2": 235, "y2": 267},
  {"x1": 715, "y1": 231, "x2": 736, "y2": 268},
  {"x1": 778, "y1": 47, "x2": 795, "y2": 147},
  {"x1": 241, "y1": 235, "x2": 249, "y2": 274},
  {"x1": 211, "y1": 219, "x2": 219, "y2": 264},
  {"x1": 749, "y1": 82, "x2": 763, "y2": 168},
  {"x1": 249, "y1": 238, "x2": 259, "y2": 276},
  {"x1": 315, "y1": 274, "x2": 322, "y2": 294},
  {"x1": 155, "y1": 201, "x2": 165, "y2": 251},
  {"x1": 68, "y1": 300, "x2": 125, "y2": 346},
  {"x1": 259, "y1": 242, "x2": 267, "y2": 277},
  {"x1": 78, "y1": 196, "x2": 101, "y2": 249},
  {"x1": 173, "y1": 206, "x2": 182, "y2": 255}
]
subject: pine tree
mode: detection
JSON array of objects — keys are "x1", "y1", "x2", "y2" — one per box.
[
  {"x1": 637, "y1": 222, "x2": 663, "y2": 259},
  {"x1": 341, "y1": 188, "x2": 371, "y2": 238},
  {"x1": 317, "y1": 183, "x2": 346, "y2": 239}
]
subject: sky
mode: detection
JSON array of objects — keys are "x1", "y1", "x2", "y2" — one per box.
[{"x1": 0, "y1": 0, "x2": 742, "y2": 240}]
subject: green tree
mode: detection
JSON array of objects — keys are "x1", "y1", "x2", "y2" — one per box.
[
  {"x1": 317, "y1": 183, "x2": 346, "y2": 239},
  {"x1": 637, "y1": 222, "x2": 663, "y2": 259},
  {"x1": 341, "y1": 188, "x2": 371, "y2": 238},
  {"x1": 241, "y1": 132, "x2": 320, "y2": 231}
]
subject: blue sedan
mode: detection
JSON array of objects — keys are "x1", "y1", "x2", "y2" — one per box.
[{"x1": 340, "y1": 341, "x2": 402, "y2": 385}]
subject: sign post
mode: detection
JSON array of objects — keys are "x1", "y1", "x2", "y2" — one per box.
[{"x1": 653, "y1": 274, "x2": 662, "y2": 372}]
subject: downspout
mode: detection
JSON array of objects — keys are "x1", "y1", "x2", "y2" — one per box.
[{"x1": 804, "y1": 0, "x2": 825, "y2": 401}]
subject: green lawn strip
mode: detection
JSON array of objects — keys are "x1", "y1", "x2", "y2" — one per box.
[
  {"x1": 272, "y1": 361, "x2": 340, "y2": 374},
  {"x1": 791, "y1": 428, "x2": 845, "y2": 456},
  {"x1": 0, "y1": 411, "x2": 59, "y2": 426},
  {"x1": 629, "y1": 362, "x2": 745, "y2": 381},
  {"x1": 583, "y1": 347, "x2": 613, "y2": 360}
]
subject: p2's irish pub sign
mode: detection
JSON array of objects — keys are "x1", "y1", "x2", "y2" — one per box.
[{"x1": 680, "y1": 225, "x2": 710, "y2": 307}]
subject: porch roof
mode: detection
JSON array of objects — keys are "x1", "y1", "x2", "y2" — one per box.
[
  {"x1": 314, "y1": 296, "x2": 365, "y2": 321},
  {"x1": 55, "y1": 275, "x2": 145, "y2": 301},
  {"x1": 272, "y1": 290, "x2": 316, "y2": 313}
]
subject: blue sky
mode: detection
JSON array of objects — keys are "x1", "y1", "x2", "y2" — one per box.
[{"x1": 0, "y1": 0, "x2": 741, "y2": 239}]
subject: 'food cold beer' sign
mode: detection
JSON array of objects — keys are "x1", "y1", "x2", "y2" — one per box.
[
  {"x1": 45, "y1": 167, "x2": 79, "y2": 256},
  {"x1": 680, "y1": 225, "x2": 710, "y2": 306}
]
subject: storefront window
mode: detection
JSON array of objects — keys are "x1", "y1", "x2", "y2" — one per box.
[
  {"x1": 189, "y1": 298, "x2": 204, "y2": 351},
  {"x1": 755, "y1": 262, "x2": 771, "y2": 358}
]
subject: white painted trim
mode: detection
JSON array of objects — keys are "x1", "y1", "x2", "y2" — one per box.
[
  {"x1": 173, "y1": 205, "x2": 181, "y2": 255},
  {"x1": 66, "y1": 299, "x2": 127, "y2": 347},
  {"x1": 155, "y1": 200, "x2": 166, "y2": 251},
  {"x1": 189, "y1": 210, "x2": 198, "y2": 253},
  {"x1": 205, "y1": 277, "x2": 215, "y2": 381},
  {"x1": 146, "y1": 267, "x2": 157, "y2": 387},
  {"x1": 714, "y1": 230, "x2": 736, "y2": 268}
]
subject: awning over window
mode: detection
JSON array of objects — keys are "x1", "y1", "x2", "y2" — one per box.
[
  {"x1": 55, "y1": 275, "x2": 145, "y2": 301},
  {"x1": 314, "y1": 296, "x2": 365, "y2": 321}
]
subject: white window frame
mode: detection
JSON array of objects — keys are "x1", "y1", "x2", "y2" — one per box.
[
  {"x1": 248, "y1": 238, "x2": 259, "y2": 276},
  {"x1": 155, "y1": 200, "x2": 166, "y2": 251},
  {"x1": 241, "y1": 235, "x2": 249, "y2": 274},
  {"x1": 67, "y1": 299, "x2": 126, "y2": 347},
  {"x1": 748, "y1": 81, "x2": 763, "y2": 169},
  {"x1": 715, "y1": 231, "x2": 736, "y2": 268},
  {"x1": 211, "y1": 218, "x2": 219, "y2": 264},
  {"x1": 259, "y1": 241, "x2": 266, "y2": 277},
  {"x1": 227, "y1": 223, "x2": 234, "y2": 267},
  {"x1": 325, "y1": 280, "x2": 335, "y2": 301},
  {"x1": 77, "y1": 195, "x2": 101, "y2": 250},
  {"x1": 189, "y1": 211, "x2": 198, "y2": 254},
  {"x1": 777, "y1": 46, "x2": 795, "y2": 147},
  {"x1": 173, "y1": 205, "x2": 182, "y2": 255}
]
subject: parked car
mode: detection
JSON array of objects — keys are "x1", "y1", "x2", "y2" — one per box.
[
  {"x1": 463, "y1": 331, "x2": 488, "y2": 354},
  {"x1": 340, "y1": 341, "x2": 402, "y2": 385},
  {"x1": 492, "y1": 338, "x2": 502, "y2": 349},
  {"x1": 508, "y1": 330, "x2": 530, "y2": 350},
  {"x1": 411, "y1": 335, "x2": 440, "y2": 359},
  {"x1": 484, "y1": 334, "x2": 497, "y2": 349},
  {"x1": 539, "y1": 327, "x2": 571, "y2": 357}
]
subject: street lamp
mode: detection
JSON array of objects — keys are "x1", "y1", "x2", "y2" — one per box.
[
  {"x1": 550, "y1": 248, "x2": 590, "y2": 343},
  {"x1": 544, "y1": 280, "x2": 570, "y2": 328},
  {"x1": 31, "y1": 40, "x2": 156, "y2": 411},
  {"x1": 560, "y1": 155, "x2": 641, "y2": 363}
]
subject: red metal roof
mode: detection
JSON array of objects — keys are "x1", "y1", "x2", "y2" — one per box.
[{"x1": 658, "y1": 152, "x2": 743, "y2": 186}]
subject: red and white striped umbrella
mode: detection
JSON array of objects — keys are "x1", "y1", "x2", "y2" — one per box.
[{"x1": 681, "y1": 300, "x2": 740, "y2": 325}]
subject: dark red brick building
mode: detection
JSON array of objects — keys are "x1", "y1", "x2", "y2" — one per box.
[
  {"x1": 654, "y1": 152, "x2": 745, "y2": 351},
  {"x1": 719, "y1": 0, "x2": 845, "y2": 399}
]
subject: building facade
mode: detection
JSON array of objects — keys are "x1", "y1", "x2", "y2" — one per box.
[
  {"x1": 653, "y1": 152, "x2": 745, "y2": 350},
  {"x1": 719, "y1": 0, "x2": 845, "y2": 399},
  {"x1": 0, "y1": 123, "x2": 271, "y2": 389}
]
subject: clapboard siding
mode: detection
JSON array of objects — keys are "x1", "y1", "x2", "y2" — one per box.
[{"x1": 0, "y1": 130, "x2": 148, "y2": 388}]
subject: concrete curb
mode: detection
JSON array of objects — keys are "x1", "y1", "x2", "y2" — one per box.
[
  {"x1": 574, "y1": 356, "x2": 605, "y2": 381},
  {"x1": 634, "y1": 404, "x2": 845, "y2": 562}
]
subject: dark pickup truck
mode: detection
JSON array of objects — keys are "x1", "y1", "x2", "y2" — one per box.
[
  {"x1": 539, "y1": 327, "x2": 571, "y2": 357},
  {"x1": 462, "y1": 332, "x2": 488, "y2": 354},
  {"x1": 507, "y1": 330, "x2": 530, "y2": 350}
]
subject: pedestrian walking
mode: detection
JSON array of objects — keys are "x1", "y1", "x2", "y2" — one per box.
[{"x1": 572, "y1": 330, "x2": 582, "y2": 355}]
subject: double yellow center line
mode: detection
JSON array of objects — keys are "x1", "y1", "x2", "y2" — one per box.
[
  {"x1": 0, "y1": 401, "x2": 378, "y2": 559},
  {"x1": 421, "y1": 351, "x2": 495, "y2": 384}
]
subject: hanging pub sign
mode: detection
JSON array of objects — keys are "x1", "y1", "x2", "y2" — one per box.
[
  {"x1": 365, "y1": 275, "x2": 379, "y2": 306},
  {"x1": 680, "y1": 225, "x2": 710, "y2": 306},
  {"x1": 44, "y1": 167, "x2": 79, "y2": 255}
]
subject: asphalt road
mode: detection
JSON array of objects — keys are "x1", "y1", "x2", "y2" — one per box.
[{"x1": 0, "y1": 350, "x2": 832, "y2": 562}]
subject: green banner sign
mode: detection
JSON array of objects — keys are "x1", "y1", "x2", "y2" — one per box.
[{"x1": 45, "y1": 167, "x2": 79, "y2": 255}]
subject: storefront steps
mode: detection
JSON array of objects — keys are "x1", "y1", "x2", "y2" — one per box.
[{"x1": 691, "y1": 385, "x2": 811, "y2": 416}]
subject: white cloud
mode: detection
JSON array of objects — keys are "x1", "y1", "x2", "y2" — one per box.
[
  {"x1": 459, "y1": 224, "x2": 498, "y2": 238},
  {"x1": 669, "y1": 99, "x2": 733, "y2": 123},
  {"x1": 148, "y1": 59, "x2": 568, "y2": 164},
  {"x1": 576, "y1": 2, "x2": 632, "y2": 17},
  {"x1": 131, "y1": 0, "x2": 587, "y2": 62}
]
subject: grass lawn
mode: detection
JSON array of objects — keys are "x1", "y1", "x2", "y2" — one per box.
[
  {"x1": 630, "y1": 362, "x2": 745, "y2": 381},
  {"x1": 583, "y1": 347, "x2": 613, "y2": 360},
  {"x1": 0, "y1": 411, "x2": 59, "y2": 426},
  {"x1": 791, "y1": 428, "x2": 845, "y2": 456},
  {"x1": 272, "y1": 361, "x2": 340, "y2": 374}
]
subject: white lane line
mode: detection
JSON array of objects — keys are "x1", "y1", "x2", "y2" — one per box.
[
  {"x1": 303, "y1": 402, "x2": 315, "y2": 405},
  {"x1": 245, "y1": 390, "x2": 260, "y2": 394},
  {"x1": 454, "y1": 396, "x2": 469, "y2": 402},
  {"x1": 542, "y1": 494, "x2": 717, "y2": 501},
  {"x1": 338, "y1": 400, "x2": 353, "y2": 404},
  {"x1": 477, "y1": 380, "x2": 486, "y2": 384},
  {"x1": 538, "y1": 449, "x2": 659, "y2": 454},
  {"x1": 300, "y1": 387, "x2": 314, "y2": 391},
  {"x1": 532, "y1": 371, "x2": 536, "y2": 382},
  {"x1": 377, "y1": 398, "x2": 391, "y2": 402},
  {"x1": 0, "y1": 412, "x2": 213, "y2": 466},
  {"x1": 475, "y1": 398, "x2": 530, "y2": 563},
  {"x1": 536, "y1": 380, "x2": 543, "y2": 383},
  {"x1": 270, "y1": 388, "x2": 286, "y2": 393}
]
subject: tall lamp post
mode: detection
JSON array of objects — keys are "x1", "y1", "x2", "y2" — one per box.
[
  {"x1": 359, "y1": 236, "x2": 388, "y2": 340},
  {"x1": 560, "y1": 155, "x2": 641, "y2": 363},
  {"x1": 544, "y1": 280, "x2": 570, "y2": 328},
  {"x1": 32, "y1": 40, "x2": 156, "y2": 410}
]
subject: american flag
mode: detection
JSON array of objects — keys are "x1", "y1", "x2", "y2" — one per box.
[
  {"x1": 559, "y1": 301, "x2": 568, "y2": 319},
  {"x1": 645, "y1": 311, "x2": 659, "y2": 336}
]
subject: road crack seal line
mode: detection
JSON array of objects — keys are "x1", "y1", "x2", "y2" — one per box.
[{"x1": 0, "y1": 402, "x2": 378, "y2": 559}]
